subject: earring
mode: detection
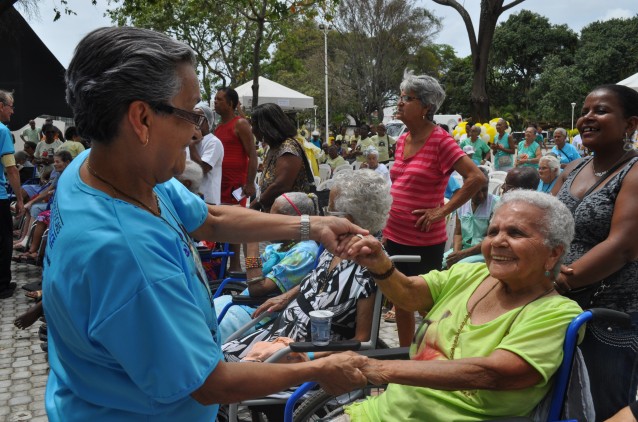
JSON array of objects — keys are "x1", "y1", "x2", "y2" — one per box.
[
  {"x1": 142, "y1": 135, "x2": 149, "y2": 147},
  {"x1": 544, "y1": 270, "x2": 551, "y2": 278}
]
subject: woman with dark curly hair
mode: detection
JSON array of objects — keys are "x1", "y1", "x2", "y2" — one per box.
[{"x1": 249, "y1": 103, "x2": 313, "y2": 212}]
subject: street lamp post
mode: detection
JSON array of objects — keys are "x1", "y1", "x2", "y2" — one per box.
[
  {"x1": 571, "y1": 102, "x2": 576, "y2": 133},
  {"x1": 319, "y1": 24, "x2": 329, "y2": 142},
  {"x1": 313, "y1": 105, "x2": 318, "y2": 131}
]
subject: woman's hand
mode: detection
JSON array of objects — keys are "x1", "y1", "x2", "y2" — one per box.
[
  {"x1": 338, "y1": 234, "x2": 389, "y2": 273},
  {"x1": 412, "y1": 206, "x2": 446, "y2": 232},
  {"x1": 554, "y1": 265, "x2": 574, "y2": 294},
  {"x1": 242, "y1": 183, "x2": 256, "y2": 198},
  {"x1": 314, "y1": 352, "x2": 368, "y2": 395},
  {"x1": 252, "y1": 293, "x2": 291, "y2": 318},
  {"x1": 361, "y1": 359, "x2": 391, "y2": 385},
  {"x1": 445, "y1": 250, "x2": 467, "y2": 268},
  {"x1": 313, "y1": 216, "x2": 369, "y2": 255}
]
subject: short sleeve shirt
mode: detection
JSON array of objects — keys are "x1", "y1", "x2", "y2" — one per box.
[{"x1": 0, "y1": 122, "x2": 15, "y2": 198}]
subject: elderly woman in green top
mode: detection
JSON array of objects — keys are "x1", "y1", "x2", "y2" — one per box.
[
  {"x1": 339, "y1": 190, "x2": 582, "y2": 421},
  {"x1": 516, "y1": 126, "x2": 541, "y2": 169},
  {"x1": 460, "y1": 125, "x2": 491, "y2": 165},
  {"x1": 491, "y1": 118, "x2": 515, "y2": 170}
]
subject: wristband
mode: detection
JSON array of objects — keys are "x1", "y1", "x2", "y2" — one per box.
[
  {"x1": 300, "y1": 214, "x2": 310, "y2": 241},
  {"x1": 245, "y1": 256, "x2": 262, "y2": 269},
  {"x1": 368, "y1": 261, "x2": 396, "y2": 281},
  {"x1": 307, "y1": 352, "x2": 315, "y2": 361}
]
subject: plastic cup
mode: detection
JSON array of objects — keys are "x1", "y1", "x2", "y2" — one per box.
[{"x1": 309, "y1": 310, "x2": 333, "y2": 346}]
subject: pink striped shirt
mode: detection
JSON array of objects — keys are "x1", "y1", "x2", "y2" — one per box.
[{"x1": 383, "y1": 126, "x2": 465, "y2": 246}]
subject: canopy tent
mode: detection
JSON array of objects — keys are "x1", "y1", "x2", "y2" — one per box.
[
  {"x1": 617, "y1": 72, "x2": 638, "y2": 91},
  {"x1": 235, "y1": 77, "x2": 314, "y2": 111}
]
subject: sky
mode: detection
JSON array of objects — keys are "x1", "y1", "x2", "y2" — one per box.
[{"x1": 17, "y1": 0, "x2": 638, "y2": 68}]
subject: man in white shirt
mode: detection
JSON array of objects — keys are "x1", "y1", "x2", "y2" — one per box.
[{"x1": 189, "y1": 103, "x2": 224, "y2": 204}]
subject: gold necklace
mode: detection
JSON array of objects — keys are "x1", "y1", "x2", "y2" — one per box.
[
  {"x1": 449, "y1": 283, "x2": 554, "y2": 360},
  {"x1": 85, "y1": 159, "x2": 160, "y2": 217}
]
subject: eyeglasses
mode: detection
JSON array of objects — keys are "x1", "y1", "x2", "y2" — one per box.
[
  {"x1": 398, "y1": 95, "x2": 419, "y2": 103},
  {"x1": 153, "y1": 103, "x2": 206, "y2": 128},
  {"x1": 1, "y1": 101, "x2": 14, "y2": 110}
]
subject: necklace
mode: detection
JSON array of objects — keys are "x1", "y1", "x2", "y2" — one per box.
[
  {"x1": 592, "y1": 150, "x2": 632, "y2": 177},
  {"x1": 85, "y1": 159, "x2": 160, "y2": 216},
  {"x1": 449, "y1": 282, "x2": 554, "y2": 360}
]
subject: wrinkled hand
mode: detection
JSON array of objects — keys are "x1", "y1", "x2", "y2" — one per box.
[
  {"x1": 252, "y1": 294, "x2": 290, "y2": 319},
  {"x1": 412, "y1": 206, "x2": 446, "y2": 232},
  {"x1": 314, "y1": 217, "x2": 369, "y2": 256},
  {"x1": 315, "y1": 352, "x2": 368, "y2": 396},
  {"x1": 338, "y1": 234, "x2": 387, "y2": 271},
  {"x1": 361, "y1": 359, "x2": 391, "y2": 385},
  {"x1": 445, "y1": 250, "x2": 466, "y2": 268}
]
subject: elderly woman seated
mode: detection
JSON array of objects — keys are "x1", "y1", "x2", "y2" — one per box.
[
  {"x1": 537, "y1": 154, "x2": 561, "y2": 194},
  {"x1": 214, "y1": 192, "x2": 321, "y2": 342},
  {"x1": 341, "y1": 190, "x2": 582, "y2": 421},
  {"x1": 442, "y1": 168, "x2": 497, "y2": 269},
  {"x1": 222, "y1": 170, "x2": 391, "y2": 362}
]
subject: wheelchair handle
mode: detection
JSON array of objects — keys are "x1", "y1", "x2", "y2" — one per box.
[{"x1": 390, "y1": 255, "x2": 421, "y2": 263}]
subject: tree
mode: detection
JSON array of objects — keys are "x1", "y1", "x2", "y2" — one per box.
[
  {"x1": 431, "y1": 0, "x2": 526, "y2": 122},
  {"x1": 329, "y1": 0, "x2": 441, "y2": 124},
  {"x1": 489, "y1": 10, "x2": 578, "y2": 119}
]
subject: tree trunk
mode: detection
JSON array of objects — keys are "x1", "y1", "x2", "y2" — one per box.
[
  {"x1": 251, "y1": 18, "x2": 264, "y2": 109},
  {"x1": 471, "y1": 10, "x2": 498, "y2": 122}
]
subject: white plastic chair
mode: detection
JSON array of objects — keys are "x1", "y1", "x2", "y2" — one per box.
[
  {"x1": 489, "y1": 178, "x2": 504, "y2": 196},
  {"x1": 386, "y1": 160, "x2": 394, "y2": 171},
  {"x1": 318, "y1": 164, "x2": 331, "y2": 182},
  {"x1": 313, "y1": 176, "x2": 321, "y2": 187},
  {"x1": 490, "y1": 170, "x2": 508, "y2": 182},
  {"x1": 352, "y1": 161, "x2": 362, "y2": 170},
  {"x1": 478, "y1": 164, "x2": 492, "y2": 177},
  {"x1": 316, "y1": 179, "x2": 334, "y2": 191},
  {"x1": 333, "y1": 164, "x2": 353, "y2": 176}
]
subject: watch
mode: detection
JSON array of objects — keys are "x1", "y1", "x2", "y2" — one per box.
[{"x1": 300, "y1": 214, "x2": 310, "y2": 241}]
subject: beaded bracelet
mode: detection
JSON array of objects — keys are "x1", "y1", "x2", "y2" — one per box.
[
  {"x1": 368, "y1": 261, "x2": 396, "y2": 281},
  {"x1": 245, "y1": 256, "x2": 262, "y2": 269}
]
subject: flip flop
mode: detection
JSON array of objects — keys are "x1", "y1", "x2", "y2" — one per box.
[
  {"x1": 25, "y1": 290, "x2": 42, "y2": 300},
  {"x1": 383, "y1": 310, "x2": 396, "y2": 323}
]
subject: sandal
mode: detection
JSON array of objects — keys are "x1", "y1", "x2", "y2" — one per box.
[
  {"x1": 383, "y1": 310, "x2": 396, "y2": 323},
  {"x1": 25, "y1": 290, "x2": 42, "y2": 300}
]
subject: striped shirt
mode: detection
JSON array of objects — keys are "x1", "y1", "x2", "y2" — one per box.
[{"x1": 383, "y1": 127, "x2": 465, "y2": 246}]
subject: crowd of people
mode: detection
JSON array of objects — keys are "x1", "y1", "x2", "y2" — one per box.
[{"x1": 1, "y1": 25, "x2": 637, "y2": 422}]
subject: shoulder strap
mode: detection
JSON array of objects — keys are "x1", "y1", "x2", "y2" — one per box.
[{"x1": 582, "y1": 155, "x2": 636, "y2": 198}]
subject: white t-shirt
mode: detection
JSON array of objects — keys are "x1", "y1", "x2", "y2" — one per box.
[
  {"x1": 187, "y1": 133, "x2": 224, "y2": 205},
  {"x1": 373, "y1": 163, "x2": 391, "y2": 185}
]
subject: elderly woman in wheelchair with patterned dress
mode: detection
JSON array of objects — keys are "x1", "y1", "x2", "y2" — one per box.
[
  {"x1": 339, "y1": 191, "x2": 582, "y2": 421},
  {"x1": 222, "y1": 170, "x2": 392, "y2": 363}
]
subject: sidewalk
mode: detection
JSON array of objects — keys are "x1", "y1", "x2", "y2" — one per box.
[{"x1": 0, "y1": 261, "x2": 403, "y2": 421}]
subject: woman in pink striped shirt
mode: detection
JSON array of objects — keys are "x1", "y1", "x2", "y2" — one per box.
[{"x1": 384, "y1": 71, "x2": 485, "y2": 346}]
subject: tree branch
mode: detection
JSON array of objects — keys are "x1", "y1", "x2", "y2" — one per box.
[
  {"x1": 501, "y1": 0, "x2": 526, "y2": 13},
  {"x1": 431, "y1": 0, "x2": 478, "y2": 56}
]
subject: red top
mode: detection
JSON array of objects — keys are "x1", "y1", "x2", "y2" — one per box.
[
  {"x1": 214, "y1": 116, "x2": 249, "y2": 204},
  {"x1": 383, "y1": 126, "x2": 465, "y2": 246}
]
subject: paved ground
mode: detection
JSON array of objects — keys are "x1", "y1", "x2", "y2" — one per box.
[{"x1": 0, "y1": 260, "x2": 403, "y2": 421}]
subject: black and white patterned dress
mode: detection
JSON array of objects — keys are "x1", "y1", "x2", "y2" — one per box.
[
  {"x1": 557, "y1": 156, "x2": 638, "y2": 311},
  {"x1": 222, "y1": 249, "x2": 376, "y2": 361}
]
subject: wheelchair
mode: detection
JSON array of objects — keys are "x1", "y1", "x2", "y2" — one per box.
[{"x1": 283, "y1": 308, "x2": 631, "y2": 422}]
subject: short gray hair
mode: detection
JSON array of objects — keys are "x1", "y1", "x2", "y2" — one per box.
[
  {"x1": 399, "y1": 70, "x2": 446, "y2": 121},
  {"x1": 177, "y1": 159, "x2": 203, "y2": 194},
  {"x1": 0, "y1": 89, "x2": 14, "y2": 104},
  {"x1": 539, "y1": 155, "x2": 560, "y2": 173},
  {"x1": 66, "y1": 27, "x2": 196, "y2": 145},
  {"x1": 272, "y1": 192, "x2": 319, "y2": 216},
  {"x1": 554, "y1": 127, "x2": 567, "y2": 138},
  {"x1": 332, "y1": 169, "x2": 392, "y2": 234},
  {"x1": 495, "y1": 190, "x2": 574, "y2": 273}
]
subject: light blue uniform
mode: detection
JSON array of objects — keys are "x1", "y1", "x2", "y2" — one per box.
[
  {"x1": 551, "y1": 143, "x2": 581, "y2": 166},
  {"x1": 0, "y1": 122, "x2": 13, "y2": 199},
  {"x1": 43, "y1": 150, "x2": 221, "y2": 421}
]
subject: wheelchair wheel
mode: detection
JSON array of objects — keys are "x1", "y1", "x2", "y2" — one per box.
[
  {"x1": 293, "y1": 385, "x2": 388, "y2": 421},
  {"x1": 209, "y1": 280, "x2": 246, "y2": 297}
]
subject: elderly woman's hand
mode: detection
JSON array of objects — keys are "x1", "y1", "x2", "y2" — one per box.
[
  {"x1": 339, "y1": 234, "x2": 388, "y2": 272},
  {"x1": 252, "y1": 293, "x2": 292, "y2": 319},
  {"x1": 314, "y1": 351, "x2": 368, "y2": 395},
  {"x1": 360, "y1": 359, "x2": 391, "y2": 385},
  {"x1": 412, "y1": 206, "x2": 446, "y2": 232},
  {"x1": 315, "y1": 216, "x2": 369, "y2": 255}
]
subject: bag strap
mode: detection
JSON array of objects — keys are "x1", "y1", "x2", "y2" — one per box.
[
  {"x1": 581, "y1": 155, "x2": 635, "y2": 198},
  {"x1": 290, "y1": 138, "x2": 317, "y2": 191}
]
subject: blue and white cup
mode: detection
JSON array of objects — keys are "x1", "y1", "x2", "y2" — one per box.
[{"x1": 309, "y1": 310, "x2": 333, "y2": 346}]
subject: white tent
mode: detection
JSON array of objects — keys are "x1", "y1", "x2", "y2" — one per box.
[
  {"x1": 235, "y1": 76, "x2": 314, "y2": 111},
  {"x1": 617, "y1": 72, "x2": 638, "y2": 91}
]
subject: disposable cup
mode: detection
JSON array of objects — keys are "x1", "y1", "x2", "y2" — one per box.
[{"x1": 309, "y1": 310, "x2": 333, "y2": 346}]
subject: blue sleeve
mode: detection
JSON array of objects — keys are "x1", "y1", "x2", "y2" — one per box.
[
  {"x1": 158, "y1": 178, "x2": 208, "y2": 232},
  {"x1": 0, "y1": 126, "x2": 14, "y2": 156},
  {"x1": 444, "y1": 177, "x2": 461, "y2": 200},
  {"x1": 91, "y1": 272, "x2": 221, "y2": 403},
  {"x1": 266, "y1": 242, "x2": 319, "y2": 293}
]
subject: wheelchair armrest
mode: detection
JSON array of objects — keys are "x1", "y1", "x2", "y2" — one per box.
[
  {"x1": 289, "y1": 340, "x2": 362, "y2": 353},
  {"x1": 227, "y1": 270, "x2": 246, "y2": 279},
  {"x1": 358, "y1": 347, "x2": 410, "y2": 360},
  {"x1": 231, "y1": 296, "x2": 270, "y2": 306}
]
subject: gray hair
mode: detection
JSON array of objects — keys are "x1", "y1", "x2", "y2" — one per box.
[
  {"x1": 272, "y1": 192, "x2": 319, "y2": 216},
  {"x1": 539, "y1": 155, "x2": 560, "y2": 173},
  {"x1": 65, "y1": 27, "x2": 196, "y2": 145},
  {"x1": 177, "y1": 159, "x2": 203, "y2": 194},
  {"x1": 495, "y1": 190, "x2": 574, "y2": 274},
  {"x1": 365, "y1": 147, "x2": 379, "y2": 158},
  {"x1": 399, "y1": 70, "x2": 446, "y2": 121},
  {"x1": 554, "y1": 127, "x2": 567, "y2": 138},
  {"x1": 195, "y1": 102, "x2": 214, "y2": 129},
  {"x1": 331, "y1": 169, "x2": 392, "y2": 234},
  {"x1": 0, "y1": 89, "x2": 14, "y2": 104}
]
